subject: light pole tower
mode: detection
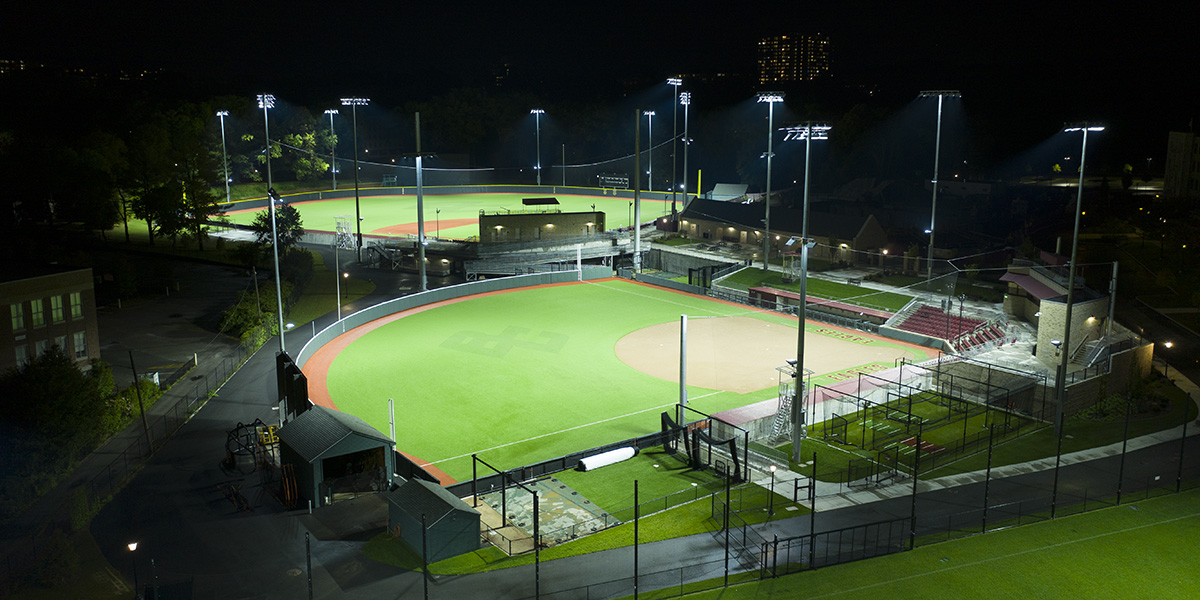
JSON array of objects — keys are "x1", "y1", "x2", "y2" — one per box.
[
  {"x1": 643, "y1": 110, "x2": 655, "y2": 191},
  {"x1": 757, "y1": 92, "x2": 785, "y2": 270},
  {"x1": 918, "y1": 90, "x2": 961, "y2": 291},
  {"x1": 216, "y1": 110, "x2": 230, "y2": 204},
  {"x1": 341, "y1": 97, "x2": 369, "y2": 262},
  {"x1": 1054, "y1": 122, "x2": 1104, "y2": 435},
  {"x1": 668, "y1": 77, "x2": 682, "y2": 205},
  {"x1": 258, "y1": 94, "x2": 287, "y2": 355},
  {"x1": 530, "y1": 109, "x2": 545, "y2": 185},
  {"x1": 681, "y1": 92, "x2": 691, "y2": 201},
  {"x1": 324, "y1": 109, "x2": 339, "y2": 190},
  {"x1": 783, "y1": 122, "x2": 831, "y2": 462}
]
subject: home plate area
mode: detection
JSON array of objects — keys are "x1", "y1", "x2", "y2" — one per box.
[
  {"x1": 475, "y1": 476, "x2": 618, "y2": 548},
  {"x1": 900, "y1": 437, "x2": 946, "y2": 454}
]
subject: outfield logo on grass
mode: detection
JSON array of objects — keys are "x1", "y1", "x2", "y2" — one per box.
[{"x1": 813, "y1": 326, "x2": 875, "y2": 345}]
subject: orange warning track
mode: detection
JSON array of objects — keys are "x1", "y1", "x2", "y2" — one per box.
[
  {"x1": 371, "y1": 217, "x2": 478, "y2": 236},
  {"x1": 303, "y1": 278, "x2": 613, "y2": 485}
]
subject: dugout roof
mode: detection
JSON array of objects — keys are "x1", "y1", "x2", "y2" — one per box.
[
  {"x1": 388, "y1": 479, "x2": 479, "y2": 525},
  {"x1": 277, "y1": 405, "x2": 393, "y2": 463}
]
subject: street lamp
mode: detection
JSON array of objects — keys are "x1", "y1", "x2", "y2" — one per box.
[
  {"x1": 216, "y1": 110, "x2": 230, "y2": 204},
  {"x1": 918, "y1": 90, "x2": 961, "y2": 291},
  {"x1": 643, "y1": 110, "x2": 656, "y2": 191},
  {"x1": 530, "y1": 109, "x2": 545, "y2": 185},
  {"x1": 258, "y1": 94, "x2": 287, "y2": 355},
  {"x1": 782, "y1": 121, "x2": 830, "y2": 462},
  {"x1": 341, "y1": 97, "x2": 370, "y2": 262},
  {"x1": 668, "y1": 77, "x2": 682, "y2": 205},
  {"x1": 1053, "y1": 122, "x2": 1104, "y2": 436},
  {"x1": 436, "y1": 208, "x2": 441, "y2": 238},
  {"x1": 127, "y1": 542, "x2": 139, "y2": 597},
  {"x1": 757, "y1": 92, "x2": 785, "y2": 270},
  {"x1": 324, "y1": 109, "x2": 339, "y2": 190},
  {"x1": 680, "y1": 92, "x2": 691, "y2": 202}
]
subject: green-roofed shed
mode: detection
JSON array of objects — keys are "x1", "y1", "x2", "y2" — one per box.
[
  {"x1": 277, "y1": 405, "x2": 395, "y2": 508},
  {"x1": 387, "y1": 479, "x2": 481, "y2": 562}
]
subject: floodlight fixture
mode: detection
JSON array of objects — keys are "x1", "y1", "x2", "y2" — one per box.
[
  {"x1": 216, "y1": 110, "x2": 229, "y2": 117},
  {"x1": 756, "y1": 91, "x2": 785, "y2": 103},
  {"x1": 1063, "y1": 122, "x2": 1105, "y2": 132},
  {"x1": 340, "y1": 97, "x2": 369, "y2": 106},
  {"x1": 919, "y1": 90, "x2": 961, "y2": 98},
  {"x1": 257, "y1": 94, "x2": 275, "y2": 109},
  {"x1": 667, "y1": 77, "x2": 682, "y2": 87},
  {"x1": 782, "y1": 122, "x2": 831, "y2": 141},
  {"x1": 680, "y1": 92, "x2": 691, "y2": 106}
]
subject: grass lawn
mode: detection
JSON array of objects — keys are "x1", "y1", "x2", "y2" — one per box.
[
  {"x1": 286, "y1": 250, "x2": 375, "y2": 326},
  {"x1": 719, "y1": 268, "x2": 914, "y2": 313},
  {"x1": 682, "y1": 487, "x2": 1200, "y2": 599},
  {"x1": 223, "y1": 191, "x2": 671, "y2": 238}
]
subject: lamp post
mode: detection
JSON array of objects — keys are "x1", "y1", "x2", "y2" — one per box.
[
  {"x1": 127, "y1": 542, "x2": 139, "y2": 598},
  {"x1": 768, "y1": 465, "x2": 777, "y2": 515},
  {"x1": 783, "y1": 121, "x2": 830, "y2": 462},
  {"x1": 918, "y1": 90, "x2": 961, "y2": 292},
  {"x1": 436, "y1": 208, "x2": 441, "y2": 238},
  {"x1": 324, "y1": 109, "x2": 339, "y2": 190},
  {"x1": 333, "y1": 227, "x2": 342, "y2": 321},
  {"x1": 258, "y1": 94, "x2": 287, "y2": 355},
  {"x1": 643, "y1": 110, "x2": 656, "y2": 192},
  {"x1": 530, "y1": 109, "x2": 545, "y2": 185},
  {"x1": 216, "y1": 110, "x2": 230, "y2": 204},
  {"x1": 1053, "y1": 122, "x2": 1104, "y2": 436},
  {"x1": 341, "y1": 97, "x2": 369, "y2": 262},
  {"x1": 681, "y1": 92, "x2": 691, "y2": 201},
  {"x1": 757, "y1": 92, "x2": 784, "y2": 270},
  {"x1": 668, "y1": 77, "x2": 682, "y2": 205}
]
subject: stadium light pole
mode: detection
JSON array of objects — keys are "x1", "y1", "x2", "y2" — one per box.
[
  {"x1": 918, "y1": 90, "x2": 960, "y2": 292},
  {"x1": 668, "y1": 77, "x2": 682, "y2": 206},
  {"x1": 341, "y1": 97, "x2": 369, "y2": 262},
  {"x1": 783, "y1": 121, "x2": 831, "y2": 463},
  {"x1": 216, "y1": 111, "x2": 231, "y2": 204},
  {"x1": 531, "y1": 109, "x2": 545, "y2": 185},
  {"x1": 324, "y1": 109, "x2": 339, "y2": 190},
  {"x1": 681, "y1": 92, "x2": 691, "y2": 202},
  {"x1": 258, "y1": 94, "x2": 287, "y2": 355},
  {"x1": 1053, "y1": 122, "x2": 1104, "y2": 436},
  {"x1": 643, "y1": 110, "x2": 656, "y2": 191},
  {"x1": 757, "y1": 92, "x2": 785, "y2": 270}
]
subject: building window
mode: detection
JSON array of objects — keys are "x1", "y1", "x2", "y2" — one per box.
[
  {"x1": 51, "y1": 296, "x2": 64, "y2": 323},
  {"x1": 70, "y1": 292, "x2": 82, "y2": 319},
  {"x1": 34, "y1": 339, "x2": 47, "y2": 356},
  {"x1": 72, "y1": 331, "x2": 87, "y2": 360},
  {"x1": 15, "y1": 345, "x2": 28, "y2": 367},
  {"x1": 54, "y1": 335, "x2": 66, "y2": 351},
  {"x1": 10, "y1": 304, "x2": 23, "y2": 331},
  {"x1": 31, "y1": 299, "x2": 44, "y2": 327}
]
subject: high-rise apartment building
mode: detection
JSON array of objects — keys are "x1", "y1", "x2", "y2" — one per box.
[{"x1": 757, "y1": 34, "x2": 832, "y2": 85}]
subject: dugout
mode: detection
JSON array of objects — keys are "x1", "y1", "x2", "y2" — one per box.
[
  {"x1": 387, "y1": 479, "x2": 481, "y2": 562},
  {"x1": 277, "y1": 405, "x2": 395, "y2": 508}
]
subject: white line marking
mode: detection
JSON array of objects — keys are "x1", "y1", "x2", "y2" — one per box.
[{"x1": 433, "y1": 402, "x2": 678, "y2": 464}]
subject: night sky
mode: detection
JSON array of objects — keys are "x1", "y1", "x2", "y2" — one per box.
[{"x1": 3, "y1": 1, "x2": 1197, "y2": 161}]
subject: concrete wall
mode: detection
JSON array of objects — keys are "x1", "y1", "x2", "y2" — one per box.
[
  {"x1": 1036, "y1": 295, "x2": 1109, "y2": 360},
  {"x1": 479, "y1": 211, "x2": 606, "y2": 244},
  {"x1": 645, "y1": 247, "x2": 735, "y2": 276}
]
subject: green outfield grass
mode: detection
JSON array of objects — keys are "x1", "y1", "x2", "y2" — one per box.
[
  {"x1": 324, "y1": 279, "x2": 929, "y2": 482},
  {"x1": 223, "y1": 191, "x2": 671, "y2": 239},
  {"x1": 719, "y1": 268, "x2": 915, "y2": 312},
  {"x1": 682, "y1": 488, "x2": 1200, "y2": 600}
]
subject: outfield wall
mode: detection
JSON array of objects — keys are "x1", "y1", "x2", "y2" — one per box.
[{"x1": 295, "y1": 267, "x2": 613, "y2": 370}]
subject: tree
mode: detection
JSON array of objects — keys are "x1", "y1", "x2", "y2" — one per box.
[
  {"x1": 252, "y1": 203, "x2": 304, "y2": 254},
  {"x1": 1121, "y1": 163, "x2": 1134, "y2": 190},
  {"x1": 280, "y1": 131, "x2": 329, "y2": 181}
]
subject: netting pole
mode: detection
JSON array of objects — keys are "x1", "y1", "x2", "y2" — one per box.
[
  {"x1": 809, "y1": 451, "x2": 817, "y2": 569},
  {"x1": 909, "y1": 421, "x2": 923, "y2": 550},
  {"x1": 982, "y1": 422, "x2": 995, "y2": 532},
  {"x1": 1117, "y1": 395, "x2": 1131, "y2": 505},
  {"x1": 633, "y1": 480, "x2": 640, "y2": 600},
  {"x1": 1176, "y1": 394, "x2": 1189, "y2": 493},
  {"x1": 421, "y1": 514, "x2": 429, "y2": 600},
  {"x1": 679, "y1": 315, "x2": 687, "y2": 426}
]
